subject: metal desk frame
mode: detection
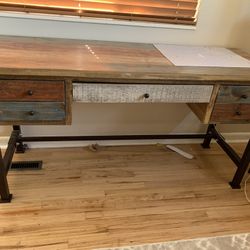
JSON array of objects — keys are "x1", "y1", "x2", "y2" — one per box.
[{"x1": 1, "y1": 124, "x2": 249, "y2": 203}]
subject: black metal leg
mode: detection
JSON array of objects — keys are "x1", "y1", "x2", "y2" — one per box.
[
  {"x1": 210, "y1": 126, "x2": 241, "y2": 168},
  {"x1": 230, "y1": 140, "x2": 250, "y2": 189},
  {"x1": 202, "y1": 124, "x2": 250, "y2": 189},
  {"x1": 201, "y1": 124, "x2": 215, "y2": 148},
  {"x1": 13, "y1": 125, "x2": 27, "y2": 153},
  {"x1": 0, "y1": 128, "x2": 20, "y2": 203},
  {"x1": 0, "y1": 150, "x2": 12, "y2": 203},
  {"x1": 0, "y1": 122, "x2": 248, "y2": 203}
]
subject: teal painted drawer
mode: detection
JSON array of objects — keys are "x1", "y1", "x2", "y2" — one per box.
[
  {"x1": 216, "y1": 85, "x2": 250, "y2": 103},
  {"x1": 0, "y1": 102, "x2": 65, "y2": 122}
]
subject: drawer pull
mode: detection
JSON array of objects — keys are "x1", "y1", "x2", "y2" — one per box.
[
  {"x1": 27, "y1": 90, "x2": 34, "y2": 96},
  {"x1": 29, "y1": 111, "x2": 35, "y2": 116},
  {"x1": 144, "y1": 93, "x2": 150, "y2": 99},
  {"x1": 241, "y1": 94, "x2": 248, "y2": 99},
  {"x1": 235, "y1": 111, "x2": 241, "y2": 116}
]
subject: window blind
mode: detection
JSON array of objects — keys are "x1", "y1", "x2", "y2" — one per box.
[{"x1": 0, "y1": 0, "x2": 200, "y2": 25}]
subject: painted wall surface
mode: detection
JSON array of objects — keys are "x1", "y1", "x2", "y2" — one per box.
[
  {"x1": 229, "y1": 0, "x2": 250, "y2": 53},
  {"x1": 0, "y1": 0, "x2": 249, "y2": 139}
]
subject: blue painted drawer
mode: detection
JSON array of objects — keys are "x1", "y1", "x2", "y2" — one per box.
[
  {"x1": 0, "y1": 102, "x2": 65, "y2": 122},
  {"x1": 216, "y1": 85, "x2": 250, "y2": 103}
]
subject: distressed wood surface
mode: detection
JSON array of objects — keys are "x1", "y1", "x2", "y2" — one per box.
[
  {"x1": 1, "y1": 144, "x2": 250, "y2": 249},
  {"x1": 231, "y1": 48, "x2": 250, "y2": 60},
  {"x1": 188, "y1": 85, "x2": 220, "y2": 123},
  {"x1": 216, "y1": 85, "x2": 250, "y2": 104},
  {"x1": 0, "y1": 102, "x2": 65, "y2": 122},
  {"x1": 0, "y1": 36, "x2": 249, "y2": 83},
  {"x1": 73, "y1": 83, "x2": 213, "y2": 103},
  {"x1": 210, "y1": 103, "x2": 250, "y2": 123},
  {"x1": 0, "y1": 80, "x2": 65, "y2": 101},
  {"x1": 65, "y1": 80, "x2": 73, "y2": 125}
]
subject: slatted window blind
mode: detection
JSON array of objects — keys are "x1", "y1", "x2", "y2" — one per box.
[{"x1": 0, "y1": 0, "x2": 200, "y2": 25}]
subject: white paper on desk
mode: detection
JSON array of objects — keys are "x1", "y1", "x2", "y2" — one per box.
[{"x1": 154, "y1": 44, "x2": 250, "y2": 68}]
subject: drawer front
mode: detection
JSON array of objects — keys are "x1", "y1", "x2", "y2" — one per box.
[
  {"x1": 210, "y1": 104, "x2": 250, "y2": 123},
  {"x1": 0, "y1": 80, "x2": 65, "y2": 101},
  {"x1": 216, "y1": 85, "x2": 250, "y2": 104},
  {"x1": 73, "y1": 83, "x2": 213, "y2": 103},
  {"x1": 0, "y1": 102, "x2": 65, "y2": 122}
]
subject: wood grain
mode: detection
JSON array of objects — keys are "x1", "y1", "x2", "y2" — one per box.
[
  {"x1": 231, "y1": 48, "x2": 250, "y2": 60},
  {"x1": 0, "y1": 102, "x2": 66, "y2": 123},
  {"x1": 188, "y1": 85, "x2": 220, "y2": 123},
  {"x1": 210, "y1": 103, "x2": 250, "y2": 123},
  {"x1": 1, "y1": 144, "x2": 250, "y2": 249},
  {"x1": 65, "y1": 80, "x2": 73, "y2": 125},
  {"x1": 0, "y1": 36, "x2": 249, "y2": 125},
  {"x1": 0, "y1": 80, "x2": 65, "y2": 101},
  {"x1": 216, "y1": 85, "x2": 250, "y2": 104},
  {"x1": 0, "y1": 36, "x2": 249, "y2": 83}
]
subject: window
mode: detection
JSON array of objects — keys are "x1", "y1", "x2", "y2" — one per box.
[{"x1": 0, "y1": 0, "x2": 200, "y2": 25}]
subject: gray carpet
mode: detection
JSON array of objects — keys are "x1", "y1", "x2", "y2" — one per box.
[{"x1": 96, "y1": 233, "x2": 250, "y2": 250}]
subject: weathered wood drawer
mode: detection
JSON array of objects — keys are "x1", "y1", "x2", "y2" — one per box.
[
  {"x1": 216, "y1": 85, "x2": 250, "y2": 103},
  {"x1": 210, "y1": 104, "x2": 250, "y2": 123},
  {"x1": 0, "y1": 80, "x2": 65, "y2": 101},
  {"x1": 0, "y1": 102, "x2": 65, "y2": 122},
  {"x1": 73, "y1": 83, "x2": 213, "y2": 103}
]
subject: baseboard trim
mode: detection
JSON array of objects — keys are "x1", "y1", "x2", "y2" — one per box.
[{"x1": 0, "y1": 133, "x2": 249, "y2": 149}]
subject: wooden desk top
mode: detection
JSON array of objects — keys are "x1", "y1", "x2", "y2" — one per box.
[{"x1": 0, "y1": 36, "x2": 249, "y2": 83}]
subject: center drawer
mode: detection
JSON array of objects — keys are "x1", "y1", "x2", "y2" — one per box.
[
  {"x1": 0, "y1": 80, "x2": 65, "y2": 101},
  {"x1": 73, "y1": 83, "x2": 213, "y2": 103}
]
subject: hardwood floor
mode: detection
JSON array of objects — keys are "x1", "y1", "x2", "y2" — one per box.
[{"x1": 0, "y1": 143, "x2": 250, "y2": 250}]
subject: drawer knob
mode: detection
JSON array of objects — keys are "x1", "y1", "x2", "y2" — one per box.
[
  {"x1": 29, "y1": 111, "x2": 35, "y2": 116},
  {"x1": 27, "y1": 90, "x2": 33, "y2": 96},
  {"x1": 235, "y1": 111, "x2": 241, "y2": 116},
  {"x1": 241, "y1": 94, "x2": 248, "y2": 99},
  {"x1": 144, "y1": 93, "x2": 150, "y2": 99}
]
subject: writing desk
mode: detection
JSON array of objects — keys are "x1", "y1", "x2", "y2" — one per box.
[{"x1": 0, "y1": 36, "x2": 249, "y2": 203}]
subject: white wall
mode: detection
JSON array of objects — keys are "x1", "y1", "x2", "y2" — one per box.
[
  {"x1": 229, "y1": 0, "x2": 250, "y2": 53},
  {"x1": 0, "y1": 0, "x2": 249, "y2": 144}
]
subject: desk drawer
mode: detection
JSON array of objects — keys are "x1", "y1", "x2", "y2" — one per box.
[
  {"x1": 210, "y1": 85, "x2": 250, "y2": 123},
  {"x1": 0, "y1": 102, "x2": 65, "y2": 122},
  {"x1": 0, "y1": 80, "x2": 65, "y2": 101},
  {"x1": 73, "y1": 83, "x2": 213, "y2": 103},
  {"x1": 210, "y1": 104, "x2": 250, "y2": 123},
  {"x1": 216, "y1": 85, "x2": 250, "y2": 103}
]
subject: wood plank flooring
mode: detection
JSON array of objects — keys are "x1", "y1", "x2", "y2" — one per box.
[{"x1": 0, "y1": 143, "x2": 250, "y2": 250}]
